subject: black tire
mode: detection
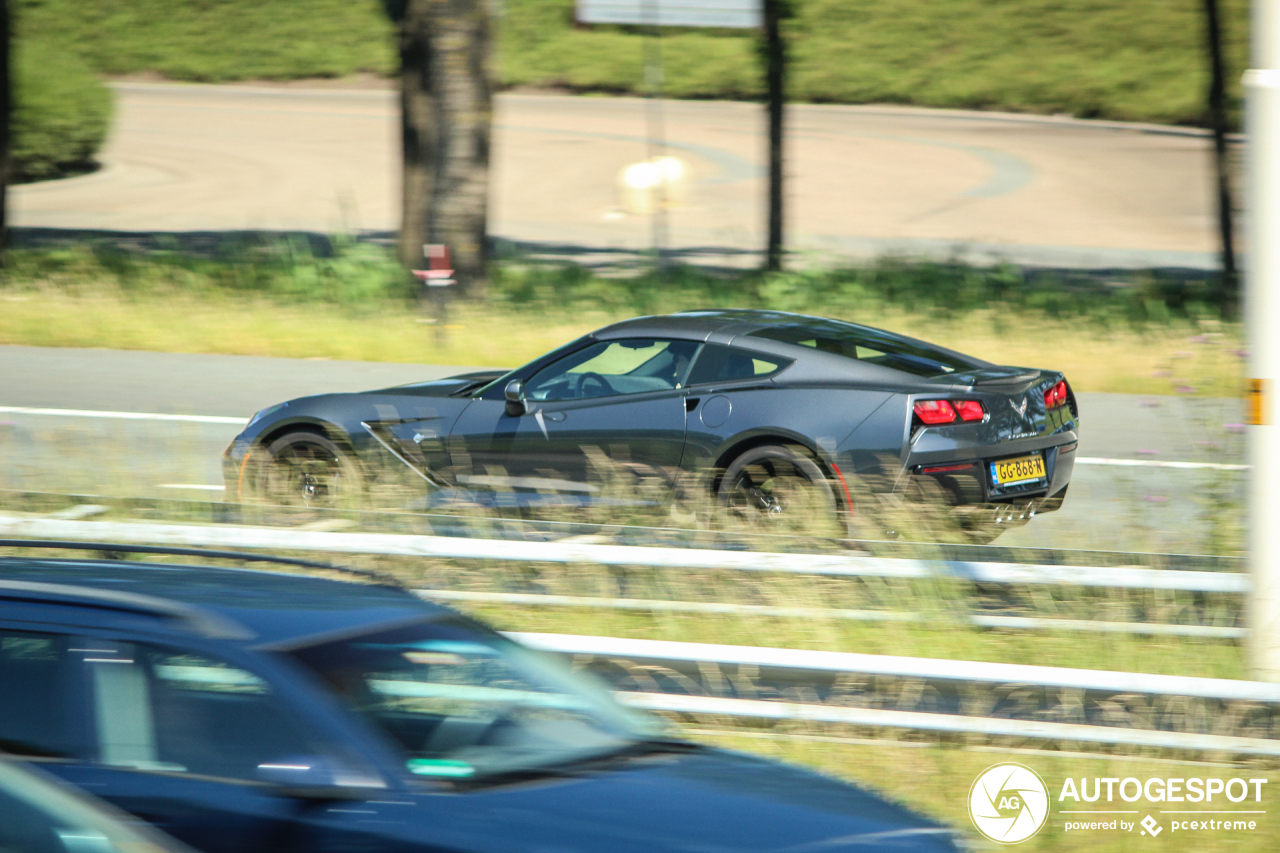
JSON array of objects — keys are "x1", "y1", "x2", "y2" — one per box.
[
  {"x1": 251, "y1": 430, "x2": 363, "y2": 508},
  {"x1": 717, "y1": 444, "x2": 842, "y2": 536}
]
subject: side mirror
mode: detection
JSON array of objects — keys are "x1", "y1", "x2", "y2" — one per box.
[
  {"x1": 504, "y1": 379, "x2": 526, "y2": 417},
  {"x1": 256, "y1": 756, "x2": 385, "y2": 801}
]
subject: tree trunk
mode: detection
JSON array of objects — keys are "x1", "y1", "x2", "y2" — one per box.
[
  {"x1": 0, "y1": 0, "x2": 11, "y2": 258},
  {"x1": 398, "y1": 0, "x2": 492, "y2": 297}
]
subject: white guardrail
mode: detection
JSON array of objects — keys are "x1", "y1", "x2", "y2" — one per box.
[
  {"x1": 424, "y1": 589, "x2": 1245, "y2": 639},
  {"x1": 0, "y1": 515, "x2": 1248, "y2": 593},
  {"x1": 0, "y1": 514, "x2": 1247, "y2": 640},
  {"x1": 0, "y1": 514, "x2": 1271, "y2": 755},
  {"x1": 512, "y1": 633, "x2": 1280, "y2": 757}
]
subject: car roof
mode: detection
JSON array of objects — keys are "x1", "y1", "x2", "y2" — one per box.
[
  {"x1": 591, "y1": 309, "x2": 819, "y2": 341},
  {"x1": 0, "y1": 558, "x2": 446, "y2": 649}
]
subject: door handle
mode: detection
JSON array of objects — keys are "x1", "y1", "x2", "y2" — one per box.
[
  {"x1": 546, "y1": 411, "x2": 566, "y2": 422},
  {"x1": 685, "y1": 398, "x2": 701, "y2": 412}
]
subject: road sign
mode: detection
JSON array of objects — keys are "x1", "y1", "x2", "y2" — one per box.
[{"x1": 576, "y1": 0, "x2": 761, "y2": 28}]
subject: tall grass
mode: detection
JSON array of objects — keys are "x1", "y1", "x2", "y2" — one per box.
[{"x1": 0, "y1": 241, "x2": 1246, "y2": 396}]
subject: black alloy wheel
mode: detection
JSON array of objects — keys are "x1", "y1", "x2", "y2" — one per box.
[
  {"x1": 717, "y1": 444, "x2": 842, "y2": 535},
  {"x1": 257, "y1": 431, "x2": 362, "y2": 508}
]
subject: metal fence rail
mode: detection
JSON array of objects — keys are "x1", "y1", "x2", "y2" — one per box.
[
  {"x1": 423, "y1": 589, "x2": 1246, "y2": 639},
  {"x1": 0, "y1": 515, "x2": 1249, "y2": 593},
  {"x1": 0, "y1": 514, "x2": 1269, "y2": 755},
  {"x1": 615, "y1": 693, "x2": 1280, "y2": 757},
  {"x1": 512, "y1": 632, "x2": 1280, "y2": 703},
  {"x1": 518, "y1": 632, "x2": 1280, "y2": 756}
]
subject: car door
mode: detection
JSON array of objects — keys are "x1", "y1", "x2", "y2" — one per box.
[
  {"x1": 23, "y1": 634, "x2": 383, "y2": 853},
  {"x1": 679, "y1": 343, "x2": 795, "y2": 467},
  {"x1": 448, "y1": 338, "x2": 699, "y2": 507}
]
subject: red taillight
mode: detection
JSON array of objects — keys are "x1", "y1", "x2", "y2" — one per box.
[
  {"x1": 914, "y1": 399, "x2": 986, "y2": 425},
  {"x1": 1044, "y1": 379, "x2": 1069, "y2": 410},
  {"x1": 913, "y1": 400, "x2": 957, "y2": 424}
]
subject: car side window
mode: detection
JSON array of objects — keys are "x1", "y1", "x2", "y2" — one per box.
[
  {"x1": 85, "y1": 642, "x2": 328, "y2": 783},
  {"x1": 524, "y1": 339, "x2": 699, "y2": 402},
  {"x1": 686, "y1": 344, "x2": 791, "y2": 386},
  {"x1": 0, "y1": 629, "x2": 83, "y2": 760}
]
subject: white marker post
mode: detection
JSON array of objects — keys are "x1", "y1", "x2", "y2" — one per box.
[
  {"x1": 412, "y1": 244, "x2": 455, "y2": 347},
  {"x1": 1246, "y1": 0, "x2": 1280, "y2": 679}
]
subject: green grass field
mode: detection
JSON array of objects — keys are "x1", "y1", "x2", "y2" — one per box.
[{"x1": 15, "y1": 0, "x2": 1250, "y2": 126}]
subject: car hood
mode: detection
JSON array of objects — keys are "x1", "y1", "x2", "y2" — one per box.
[
  {"x1": 369, "y1": 370, "x2": 507, "y2": 398},
  {"x1": 396, "y1": 747, "x2": 961, "y2": 853}
]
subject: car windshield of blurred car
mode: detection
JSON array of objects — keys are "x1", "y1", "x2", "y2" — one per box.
[
  {"x1": 289, "y1": 619, "x2": 665, "y2": 780},
  {"x1": 750, "y1": 319, "x2": 979, "y2": 377}
]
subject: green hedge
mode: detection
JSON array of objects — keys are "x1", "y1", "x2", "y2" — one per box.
[
  {"x1": 15, "y1": 0, "x2": 395, "y2": 82},
  {"x1": 10, "y1": 0, "x2": 1252, "y2": 128},
  {"x1": 12, "y1": 39, "x2": 113, "y2": 183}
]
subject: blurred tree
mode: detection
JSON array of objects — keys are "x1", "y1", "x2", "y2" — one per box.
[{"x1": 385, "y1": 0, "x2": 492, "y2": 297}]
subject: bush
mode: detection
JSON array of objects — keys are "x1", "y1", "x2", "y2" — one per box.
[{"x1": 11, "y1": 38, "x2": 113, "y2": 183}]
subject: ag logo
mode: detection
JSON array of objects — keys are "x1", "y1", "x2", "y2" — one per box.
[{"x1": 969, "y1": 763, "x2": 1050, "y2": 844}]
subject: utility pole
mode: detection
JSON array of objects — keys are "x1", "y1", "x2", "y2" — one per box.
[
  {"x1": 1204, "y1": 0, "x2": 1239, "y2": 316},
  {"x1": 1245, "y1": 0, "x2": 1280, "y2": 679},
  {"x1": 643, "y1": 0, "x2": 668, "y2": 268},
  {"x1": 763, "y1": 0, "x2": 785, "y2": 272}
]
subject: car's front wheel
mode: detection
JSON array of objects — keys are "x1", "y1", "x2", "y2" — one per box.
[
  {"x1": 251, "y1": 430, "x2": 363, "y2": 508},
  {"x1": 717, "y1": 444, "x2": 844, "y2": 536}
]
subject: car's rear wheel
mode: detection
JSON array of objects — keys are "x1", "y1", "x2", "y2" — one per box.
[
  {"x1": 253, "y1": 431, "x2": 363, "y2": 508},
  {"x1": 717, "y1": 444, "x2": 844, "y2": 536}
]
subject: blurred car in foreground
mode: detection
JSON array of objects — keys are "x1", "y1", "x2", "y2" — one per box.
[
  {"x1": 225, "y1": 309, "x2": 1077, "y2": 542},
  {"x1": 0, "y1": 758, "x2": 191, "y2": 853},
  {"x1": 0, "y1": 545, "x2": 962, "y2": 853}
]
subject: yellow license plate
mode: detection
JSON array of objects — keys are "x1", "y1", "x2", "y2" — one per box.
[{"x1": 990, "y1": 454, "x2": 1046, "y2": 486}]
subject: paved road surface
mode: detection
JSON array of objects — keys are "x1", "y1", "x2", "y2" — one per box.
[
  {"x1": 0, "y1": 346, "x2": 1242, "y2": 554},
  {"x1": 12, "y1": 84, "x2": 1220, "y2": 270}
]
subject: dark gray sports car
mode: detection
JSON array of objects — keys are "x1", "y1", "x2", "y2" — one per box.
[{"x1": 222, "y1": 310, "x2": 1078, "y2": 541}]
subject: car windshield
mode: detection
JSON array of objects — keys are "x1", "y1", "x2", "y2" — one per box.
[
  {"x1": 749, "y1": 319, "x2": 980, "y2": 377},
  {"x1": 289, "y1": 620, "x2": 664, "y2": 781}
]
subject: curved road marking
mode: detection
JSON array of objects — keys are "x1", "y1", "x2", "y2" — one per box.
[
  {"x1": 501, "y1": 124, "x2": 762, "y2": 186},
  {"x1": 795, "y1": 127, "x2": 1036, "y2": 201}
]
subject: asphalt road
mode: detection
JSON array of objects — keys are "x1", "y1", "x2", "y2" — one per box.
[
  {"x1": 0, "y1": 346, "x2": 1243, "y2": 554},
  {"x1": 12, "y1": 83, "x2": 1220, "y2": 270}
]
